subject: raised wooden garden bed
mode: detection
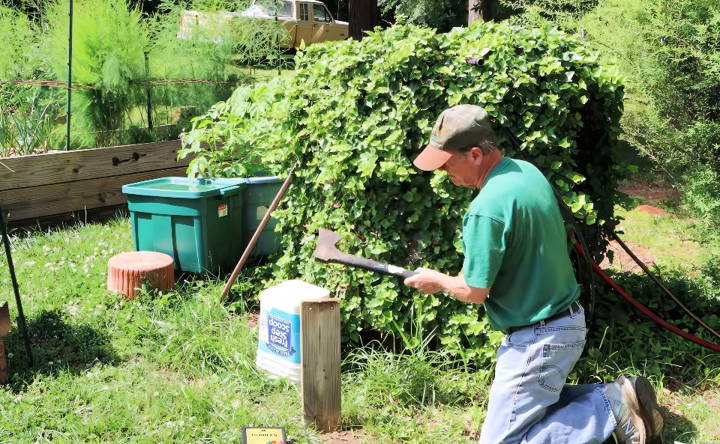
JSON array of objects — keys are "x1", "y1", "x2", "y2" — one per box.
[{"x1": 0, "y1": 140, "x2": 190, "y2": 226}]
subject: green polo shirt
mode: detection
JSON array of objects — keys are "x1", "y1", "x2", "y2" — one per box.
[{"x1": 462, "y1": 158, "x2": 580, "y2": 331}]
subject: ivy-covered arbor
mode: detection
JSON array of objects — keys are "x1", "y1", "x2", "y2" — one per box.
[{"x1": 182, "y1": 22, "x2": 626, "y2": 362}]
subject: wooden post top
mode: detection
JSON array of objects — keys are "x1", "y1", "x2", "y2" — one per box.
[{"x1": 301, "y1": 298, "x2": 341, "y2": 305}]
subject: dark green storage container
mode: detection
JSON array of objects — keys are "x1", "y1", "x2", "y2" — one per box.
[
  {"x1": 241, "y1": 177, "x2": 282, "y2": 256},
  {"x1": 122, "y1": 176, "x2": 281, "y2": 273}
]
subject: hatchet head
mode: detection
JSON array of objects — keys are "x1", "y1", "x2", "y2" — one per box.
[
  {"x1": 314, "y1": 228, "x2": 343, "y2": 262},
  {"x1": 313, "y1": 228, "x2": 417, "y2": 278}
]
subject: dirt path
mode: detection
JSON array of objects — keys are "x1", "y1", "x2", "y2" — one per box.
[
  {"x1": 618, "y1": 179, "x2": 681, "y2": 204},
  {"x1": 600, "y1": 240, "x2": 657, "y2": 272},
  {"x1": 322, "y1": 431, "x2": 364, "y2": 444}
]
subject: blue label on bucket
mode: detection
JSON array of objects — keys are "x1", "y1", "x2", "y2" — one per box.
[
  {"x1": 259, "y1": 308, "x2": 300, "y2": 364},
  {"x1": 267, "y1": 313, "x2": 293, "y2": 356}
]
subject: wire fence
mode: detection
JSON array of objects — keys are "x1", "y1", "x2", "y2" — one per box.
[
  {"x1": 0, "y1": 78, "x2": 233, "y2": 89},
  {"x1": 0, "y1": 76, "x2": 235, "y2": 156},
  {"x1": 1, "y1": 0, "x2": 291, "y2": 156}
]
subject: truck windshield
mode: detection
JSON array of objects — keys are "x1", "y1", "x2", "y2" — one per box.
[
  {"x1": 279, "y1": 1, "x2": 293, "y2": 17},
  {"x1": 253, "y1": 0, "x2": 293, "y2": 16}
]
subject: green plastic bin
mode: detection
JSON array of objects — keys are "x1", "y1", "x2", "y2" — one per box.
[
  {"x1": 122, "y1": 177, "x2": 246, "y2": 273},
  {"x1": 122, "y1": 176, "x2": 282, "y2": 273}
]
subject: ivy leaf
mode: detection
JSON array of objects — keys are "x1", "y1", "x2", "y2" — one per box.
[{"x1": 357, "y1": 152, "x2": 379, "y2": 177}]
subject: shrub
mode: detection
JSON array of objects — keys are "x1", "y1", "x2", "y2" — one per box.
[
  {"x1": 645, "y1": 0, "x2": 720, "y2": 129},
  {"x1": 0, "y1": 6, "x2": 61, "y2": 155},
  {"x1": 43, "y1": 0, "x2": 150, "y2": 147},
  {"x1": 578, "y1": 265, "x2": 720, "y2": 385},
  {"x1": 183, "y1": 22, "x2": 627, "y2": 362},
  {"x1": 681, "y1": 166, "x2": 720, "y2": 226}
]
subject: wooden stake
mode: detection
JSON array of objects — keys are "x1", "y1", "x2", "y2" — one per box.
[{"x1": 301, "y1": 298, "x2": 341, "y2": 432}]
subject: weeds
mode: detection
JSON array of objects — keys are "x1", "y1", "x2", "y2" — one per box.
[
  {"x1": 0, "y1": 87, "x2": 60, "y2": 156},
  {"x1": 0, "y1": 5, "x2": 60, "y2": 156}
]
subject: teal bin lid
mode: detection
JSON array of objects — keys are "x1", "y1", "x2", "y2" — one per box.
[
  {"x1": 240, "y1": 176, "x2": 282, "y2": 185},
  {"x1": 122, "y1": 177, "x2": 246, "y2": 199}
]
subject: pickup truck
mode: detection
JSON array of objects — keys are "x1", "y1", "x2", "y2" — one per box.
[{"x1": 179, "y1": 0, "x2": 349, "y2": 49}]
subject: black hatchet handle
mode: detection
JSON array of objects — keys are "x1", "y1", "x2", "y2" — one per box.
[{"x1": 322, "y1": 251, "x2": 418, "y2": 279}]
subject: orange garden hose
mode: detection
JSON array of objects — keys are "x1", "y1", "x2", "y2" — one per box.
[
  {"x1": 573, "y1": 242, "x2": 720, "y2": 353},
  {"x1": 611, "y1": 233, "x2": 720, "y2": 340}
]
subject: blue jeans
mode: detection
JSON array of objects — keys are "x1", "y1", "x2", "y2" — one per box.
[{"x1": 479, "y1": 304, "x2": 617, "y2": 444}]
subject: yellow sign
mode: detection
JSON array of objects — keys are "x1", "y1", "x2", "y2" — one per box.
[{"x1": 241, "y1": 427, "x2": 286, "y2": 444}]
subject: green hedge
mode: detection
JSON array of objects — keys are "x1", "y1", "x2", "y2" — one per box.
[{"x1": 182, "y1": 22, "x2": 627, "y2": 363}]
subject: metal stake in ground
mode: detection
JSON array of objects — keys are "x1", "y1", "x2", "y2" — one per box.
[
  {"x1": 219, "y1": 166, "x2": 296, "y2": 301},
  {"x1": 0, "y1": 205, "x2": 34, "y2": 366},
  {"x1": 65, "y1": 0, "x2": 73, "y2": 150}
]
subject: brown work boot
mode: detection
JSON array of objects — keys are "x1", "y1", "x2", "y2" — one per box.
[
  {"x1": 628, "y1": 376, "x2": 664, "y2": 443},
  {"x1": 605, "y1": 376, "x2": 647, "y2": 444}
]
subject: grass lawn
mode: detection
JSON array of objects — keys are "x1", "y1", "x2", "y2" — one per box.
[
  {"x1": 614, "y1": 205, "x2": 720, "y2": 270},
  {"x1": 0, "y1": 209, "x2": 718, "y2": 442}
]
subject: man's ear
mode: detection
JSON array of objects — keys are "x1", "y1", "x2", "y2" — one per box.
[{"x1": 468, "y1": 147, "x2": 485, "y2": 164}]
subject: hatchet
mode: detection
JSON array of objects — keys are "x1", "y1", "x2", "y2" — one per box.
[{"x1": 314, "y1": 229, "x2": 418, "y2": 279}]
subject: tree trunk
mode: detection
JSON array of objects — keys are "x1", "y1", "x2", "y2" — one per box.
[
  {"x1": 349, "y1": 0, "x2": 378, "y2": 40},
  {"x1": 468, "y1": 0, "x2": 497, "y2": 25}
]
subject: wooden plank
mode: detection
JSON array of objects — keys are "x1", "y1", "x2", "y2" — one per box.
[
  {"x1": 301, "y1": 298, "x2": 341, "y2": 432},
  {"x1": 0, "y1": 167, "x2": 187, "y2": 222},
  {"x1": 7, "y1": 205, "x2": 128, "y2": 230},
  {"x1": 0, "y1": 140, "x2": 189, "y2": 191}
]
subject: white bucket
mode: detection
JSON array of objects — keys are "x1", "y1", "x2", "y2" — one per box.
[{"x1": 256, "y1": 279, "x2": 330, "y2": 383}]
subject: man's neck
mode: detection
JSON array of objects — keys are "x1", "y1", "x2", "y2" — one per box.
[{"x1": 474, "y1": 150, "x2": 504, "y2": 189}]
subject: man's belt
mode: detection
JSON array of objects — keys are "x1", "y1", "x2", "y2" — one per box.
[{"x1": 505, "y1": 300, "x2": 583, "y2": 334}]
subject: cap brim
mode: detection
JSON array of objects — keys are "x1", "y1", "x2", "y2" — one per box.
[{"x1": 413, "y1": 145, "x2": 452, "y2": 171}]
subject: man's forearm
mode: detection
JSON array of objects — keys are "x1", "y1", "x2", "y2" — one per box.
[
  {"x1": 404, "y1": 268, "x2": 489, "y2": 302},
  {"x1": 439, "y1": 275, "x2": 487, "y2": 304}
]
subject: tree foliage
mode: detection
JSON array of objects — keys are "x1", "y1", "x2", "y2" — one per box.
[
  {"x1": 501, "y1": 0, "x2": 598, "y2": 23},
  {"x1": 378, "y1": 0, "x2": 466, "y2": 32},
  {"x1": 182, "y1": 22, "x2": 626, "y2": 361},
  {"x1": 580, "y1": 0, "x2": 720, "y2": 226}
]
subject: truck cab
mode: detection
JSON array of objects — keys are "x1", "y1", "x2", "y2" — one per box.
[
  {"x1": 179, "y1": 0, "x2": 348, "y2": 49},
  {"x1": 286, "y1": 0, "x2": 348, "y2": 47}
]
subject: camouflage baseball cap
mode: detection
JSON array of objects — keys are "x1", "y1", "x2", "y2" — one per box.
[{"x1": 413, "y1": 104, "x2": 496, "y2": 171}]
